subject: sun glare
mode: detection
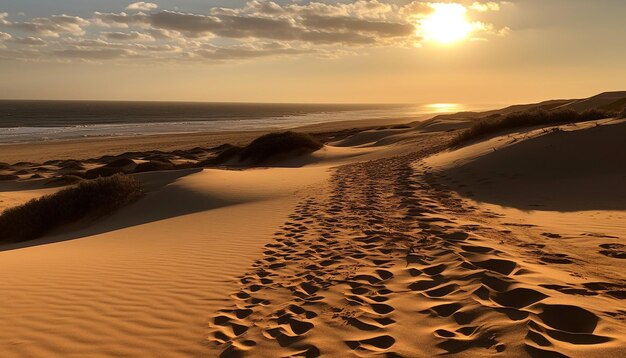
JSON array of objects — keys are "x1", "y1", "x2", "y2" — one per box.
[
  {"x1": 421, "y1": 3, "x2": 473, "y2": 44},
  {"x1": 425, "y1": 103, "x2": 463, "y2": 113}
]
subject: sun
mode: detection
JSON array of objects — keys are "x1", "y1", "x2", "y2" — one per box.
[{"x1": 420, "y1": 3, "x2": 473, "y2": 44}]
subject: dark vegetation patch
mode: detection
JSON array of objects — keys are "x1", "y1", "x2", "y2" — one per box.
[
  {"x1": 85, "y1": 166, "x2": 129, "y2": 179},
  {"x1": 0, "y1": 174, "x2": 20, "y2": 181},
  {"x1": 198, "y1": 145, "x2": 243, "y2": 166},
  {"x1": 104, "y1": 158, "x2": 135, "y2": 168},
  {"x1": 134, "y1": 160, "x2": 175, "y2": 173},
  {"x1": 239, "y1": 131, "x2": 323, "y2": 164},
  {"x1": 451, "y1": 109, "x2": 615, "y2": 146},
  {"x1": 0, "y1": 174, "x2": 143, "y2": 244},
  {"x1": 45, "y1": 175, "x2": 83, "y2": 187}
]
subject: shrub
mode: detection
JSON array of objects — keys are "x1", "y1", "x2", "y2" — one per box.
[
  {"x1": 0, "y1": 174, "x2": 19, "y2": 181},
  {"x1": 0, "y1": 174, "x2": 143, "y2": 243},
  {"x1": 85, "y1": 166, "x2": 127, "y2": 179},
  {"x1": 239, "y1": 131, "x2": 323, "y2": 164},
  {"x1": 198, "y1": 145, "x2": 243, "y2": 167},
  {"x1": 45, "y1": 175, "x2": 83, "y2": 187},
  {"x1": 104, "y1": 158, "x2": 135, "y2": 168},
  {"x1": 452, "y1": 109, "x2": 613, "y2": 146},
  {"x1": 134, "y1": 160, "x2": 174, "y2": 173}
]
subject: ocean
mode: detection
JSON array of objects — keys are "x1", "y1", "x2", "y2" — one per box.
[{"x1": 0, "y1": 100, "x2": 476, "y2": 144}]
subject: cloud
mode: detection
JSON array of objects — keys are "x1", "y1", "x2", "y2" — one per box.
[
  {"x1": 195, "y1": 42, "x2": 311, "y2": 60},
  {"x1": 101, "y1": 31, "x2": 153, "y2": 41},
  {"x1": 126, "y1": 2, "x2": 159, "y2": 11},
  {"x1": 148, "y1": 11, "x2": 222, "y2": 36},
  {"x1": 8, "y1": 36, "x2": 46, "y2": 46},
  {"x1": 469, "y1": 2, "x2": 501, "y2": 12},
  {"x1": 0, "y1": 1, "x2": 509, "y2": 63},
  {"x1": 92, "y1": 12, "x2": 149, "y2": 28},
  {"x1": 54, "y1": 48, "x2": 133, "y2": 60},
  {"x1": 0, "y1": 31, "x2": 10, "y2": 48},
  {"x1": 300, "y1": 15, "x2": 415, "y2": 37},
  {"x1": 9, "y1": 15, "x2": 89, "y2": 37},
  {"x1": 0, "y1": 13, "x2": 10, "y2": 25}
]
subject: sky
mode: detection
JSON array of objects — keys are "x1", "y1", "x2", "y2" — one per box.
[{"x1": 0, "y1": 0, "x2": 624, "y2": 104}]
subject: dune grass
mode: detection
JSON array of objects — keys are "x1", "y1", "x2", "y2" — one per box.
[
  {"x1": 133, "y1": 160, "x2": 174, "y2": 173},
  {"x1": 0, "y1": 174, "x2": 143, "y2": 244},
  {"x1": 451, "y1": 109, "x2": 614, "y2": 146},
  {"x1": 198, "y1": 145, "x2": 244, "y2": 166},
  {"x1": 239, "y1": 131, "x2": 323, "y2": 164}
]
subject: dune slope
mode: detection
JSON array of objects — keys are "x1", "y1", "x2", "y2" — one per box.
[
  {"x1": 0, "y1": 167, "x2": 330, "y2": 357},
  {"x1": 205, "y1": 127, "x2": 625, "y2": 357},
  {"x1": 429, "y1": 118, "x2": 626, "y2": 211}
]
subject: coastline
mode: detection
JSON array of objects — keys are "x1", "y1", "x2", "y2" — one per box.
[{"x1": 0, "y1": 115, "x2": 423, "y2": 164}]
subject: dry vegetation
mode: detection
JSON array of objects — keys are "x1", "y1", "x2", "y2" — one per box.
[
  {"x1": 239, "y1": 131, "x2": 323, "y2": 164},
  {"x1": 452, "y1": 109, "x2": 614, "y2": 146},
  {"x1": 0, "y1": 174, "x2": 143, "y2": 244}
]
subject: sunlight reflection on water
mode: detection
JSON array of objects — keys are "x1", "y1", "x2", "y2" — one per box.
[{"x1": 424, "y1": 103, "x2": 465, "y2": 113}]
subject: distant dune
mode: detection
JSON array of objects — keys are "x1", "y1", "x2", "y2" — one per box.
[{"x1": 556, "y1": 91, "x2": 626, "y2": 112}]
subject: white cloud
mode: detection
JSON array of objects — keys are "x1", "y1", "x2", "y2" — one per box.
[
  {"x1": 54, "y1": 48, "x2": 134, "y2": 60},
  {"x1": 469, "y1": 2, "x2": 501, "y2": 12},
  {"x1": 92, "y1": 12, "x2": 149, "y2": 28},
  {"x1": 9, "y1": 36, "x2": 46, "y2": 46},
  {"x1": 9, "y1": 15, "x2": 89, "y2": 37},
  {"x1": 0, "y1": 12, "x2": 11, "y2": 25},
  {"x1": 0, "y1": 1, "x2": 509, "y2": 63},
  {"x1": 126, "y1": 2, "x2": 159, "y2": 11},
  {"x1": 101, "y1": 31, "x2": 154, "y2": 42}
]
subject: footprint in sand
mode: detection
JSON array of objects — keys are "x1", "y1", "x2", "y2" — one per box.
[{"x1": 599, "y1": 243, "x2": 626, "y2": 259}]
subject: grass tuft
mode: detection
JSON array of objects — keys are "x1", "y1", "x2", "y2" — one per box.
[
  {"x1": 0, "y1": 174, "x2": 143, "y2": 244},
  {"x1": 239, "y1": 131, "x2": 323, "y2": 164},
  {"x1": 451, "y1": 109, "x2": 614, "y2": 146},
  {"x1": 133, "y1": 160, "x2": 174, "y2": 173}
]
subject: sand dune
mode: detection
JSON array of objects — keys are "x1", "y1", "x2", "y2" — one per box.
[
  {"x1": 426, "y1": 118, "x2": 626, "y2": 211},
  {"x1": 0, "y1": 165, "x2": 333, "y2": 356},
  {"x1": 556, "y1": 91, "x2": 626, "y2": 112},
  {"x1": 1, "y1": 114, "x2": 625, "y2": 357},
  {"x1": 204, "y1": 122, "x2": 625, "y2": 356}
]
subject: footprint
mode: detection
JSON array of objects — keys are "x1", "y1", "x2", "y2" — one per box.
[
  {"x1": 422, "y1": 263, "x2": 447, "y2": 275},
  {"x1": 345, "y1": 335, "x2": 396, "y2": 351},
  {"x1": 288, "y1": 318, "x2": 314, "y2": 335},
  {"x1": 524, "y1": 344, "x2": 568, "y2": 358},
  {"x1": 473, "y1": 259, "x2": 517, "y2": 275},
  {"x1": 424, "y1": 283, "x2": 459, "y2": 298},
  {"x1": 599, "y1": 243, "x2": 626, "y2": 259},
  {"x1": 428, "y1": 302, "x2": 462, "y2": 317},
  {"x1": 492, "y1": 288, "x2": 548, "y2": 309},
  {"x1": 537, "y1": 304, "x2": 598, "y2": 334}
]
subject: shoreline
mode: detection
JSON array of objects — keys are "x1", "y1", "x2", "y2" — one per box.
[{"x1": 0, "y1": 115, "x2": 425, "y2": 164}]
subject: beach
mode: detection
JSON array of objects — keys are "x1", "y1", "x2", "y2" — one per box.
[
  {"x1": 3, "y1": 0, "x2": 626, "y2": 356},
  {"x1": 0, "y1": 95, "x2": 625, "y2": 357}
]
